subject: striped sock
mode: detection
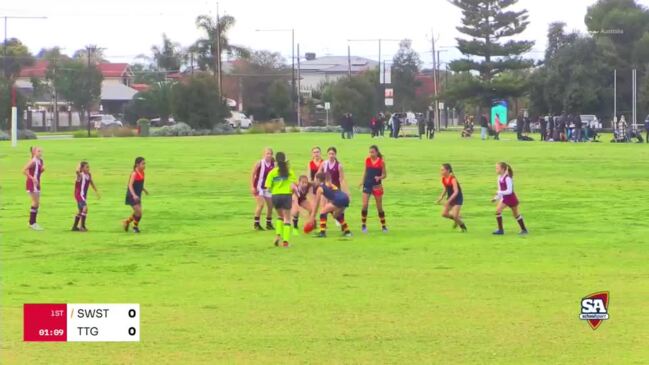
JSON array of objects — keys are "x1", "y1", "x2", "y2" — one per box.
[
  {"x1": 319, "y1": 214, "x2": 328, "y2": 233},
  {"x1": 133, "y1": 215, "x2": 141, "y2": 227},
  {"x1": 293, "y1": 216, "x2": 299, "y2": 229},
  {"x1": 516, "y1": 215, "x2": 527, "y2": 231},
  {"x1": 30, "y1": 206, "x2": 38, "y2": 225},
  {"x1": 378, "y1": 211, "x2": 386, "y2": 228},
  {"x1": 361, "y1": 209, "x2": 368, "y2": 227},
  {"x1": 496, "y1": 214, "x2": 503, "y2": 231},
  {"x1": 81, "y1": 213, "x2": 87, "y2": 228}
]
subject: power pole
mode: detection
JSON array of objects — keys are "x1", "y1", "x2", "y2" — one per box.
[
  {"x1": 216, "y1": 3, "x2": 222, "y2": 97},
  {"x1": 347, "y1": 45, "x2": 352, "y2": 78},
  {"x1": 297, "y1": 42, "x2": 302, "y2": 127},
  {"x1": 86, "y1": 45, "x2": 94, "y2": 138},
  {"x1": 431, "y1": 30, "x2": 439, "y2": 131}
]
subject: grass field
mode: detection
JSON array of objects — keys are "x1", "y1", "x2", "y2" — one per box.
[{"x1": 1, "y1": 132, "x2": 648, "y2": 364}]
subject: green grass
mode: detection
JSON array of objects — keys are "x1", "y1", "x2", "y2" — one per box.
[{"x1": 1, "y1": 133, "x2": 648, "y2": 365}]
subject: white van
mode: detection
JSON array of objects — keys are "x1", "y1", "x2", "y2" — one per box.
[{"x1": 226, "y1": 111, "x2": 252, "y2": 129}]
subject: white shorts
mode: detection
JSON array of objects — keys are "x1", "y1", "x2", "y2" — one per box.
[{"x1": 258, "y1": 189, "x2": 272, "y2": 199}]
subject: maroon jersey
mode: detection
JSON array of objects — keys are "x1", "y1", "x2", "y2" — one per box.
[
  {"x1": 26, "y1": 157, "x2": 44, "y2": 193},
  {"x1": 322, "y1": 160, "x2": 342, "y2": 188},
  {"x1": 293, "y1": 184, "x2": 308, "y2": 205},
  {"x1": 75, "y1": 172, "x2": 92, "y2": 202},
  {"x1": 498, "y1": 175, "x2": 519, "y2": 207},
  {"x1": 254, "y1": 159, "x2": 275, "y2": 192}
]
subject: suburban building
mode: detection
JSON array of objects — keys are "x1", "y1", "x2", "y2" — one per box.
[{"x1": 298, "y1": 55, "x2": 378, "y2": 91}]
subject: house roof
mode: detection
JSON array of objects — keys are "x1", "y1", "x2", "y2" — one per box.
[
  {"x1": 101, "y1": 82, "x2": 138, "y2": 101},
  {"x1": 131, "y1": 83, "x2": 151, "y2": 92},
  {"x1": 19, "y1": 60, "x2": 49, "y2": 78},
  {"x1": 97, "y1": 63, "x2": 131, "y2": 78},
  {"x1": 300, "y1": 56, "x2": 378, "y2": 74}
]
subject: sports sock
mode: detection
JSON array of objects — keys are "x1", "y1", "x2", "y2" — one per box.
[
  {"x1": 73, "y1": 214, "x2": 81, "y2": 228},
  {"x1": 30, "y1": 206, "x2": 38, "y2": 225},
  {"x1": 496, "y1": 214, "x2": 504, "y2": 231},
  {"x1": 338, "y1": 216, "x2": 349, "y2": 233},
  {"x1": 516, "y1": 215, "x2": 527, "y2": 231},
  {"x1": 293, "y1": 215, "x2": 299, "y2": 229},
  {"x1": 275, "y1": 219, "x2": 283, "y2": 236},
  {"x1": 282, "y1": 223, "x2": 292, "y2": 243},
  {"x1": 378, "y1": 211, "x2": 386, "y2": 228},
  {"x1": 81, "y1": 213, "x2": 87, "y2": 228},
  {"x1": 133, "y1": 215, "x2": 141, "y2": 227},
  {"x1": 319, "y1": 214, "x2": 328, "y2": 233},
  {"x1": 361, "y1": 209, "x2": 368, "y2": 226},
  {"x1": 266, "y1": 217, "x2": 273, "y2": 226},
  {"x1": 126, "y1": 215, "x2": 134, "y2": 224},
  {"x1": 254, "y1": 216, "x2": 261, "y2": 226}
]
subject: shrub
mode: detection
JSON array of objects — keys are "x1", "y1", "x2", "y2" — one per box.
[
  {"x1": 0, "y1": 131, "x2": 9, "y2": 141},
  {"x1": 98, "y1": 127, "x2": 137, "y2": 138},
  {"x1": 288, "y1": 126, "x2": 300, "y2": 133},
  {"x1": 137, "y1": 118, "x2": 151, "y2": 126},
  {"x1": 73, "y1": 130, "x2": 98, "y2": 138},
  {"x1": 248, "y1": 120, "x2": 286, "y2": 134},
  {"x1": 302, "y1": 126, "x2": 371, "y2": 134},
  {"x1": 18, "y1": 129, "x2": 37, "y2": 140},
  {"x1": 212, "y1": 124, "x2": 237, "y2": 135},
  {"x1": 150, "y1": 122, "x2": 192, "y2": 137}
]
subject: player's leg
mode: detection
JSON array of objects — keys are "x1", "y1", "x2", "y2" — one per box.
[
  {"x1": 73, "y1": 202, "x2": 83, "y2": 231},
  {"x1": 361, "y1": 192, "x2": 370, "y2": 233},
  {"x1": 494, "y1": 202, "x2": 506, "y2": 235},
  {"x1": 291, "y1": 200, "x2": 300, "y2": 230},
  {"x1": 511, "y1": 205, "x2": 528, "y2": 235},
  {"x1": 451, "y1": 205, "x2": 467, "y2": 232},
  {"x1": 317, "y1": 202, "x2": 336, "y2": 237},
  {"x1": 254, "y1": 195, "x2": 265, "y2": 230},
  {"x1": 375, "y1": 193, "x2": 387, "y2": 232},
  {"x1": 29, "y1": 193, "x2": 41, "y2": 229},
  {"x1": 80, "y1": 204, "x2": 89, "y2": 231},
  {"x1": 264, "y1": 195, "x2": 275, "y2": 230},
  {"x1": 131, "y1": 204, "x2": 143, "y2": 233}
]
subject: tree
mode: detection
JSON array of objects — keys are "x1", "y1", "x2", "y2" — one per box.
[
  {"x1": 152, "y1": 34, "x2": 184, "y2": 73},
  {"x1": 392, "y1": 39, "x2": 422, "y2": 111},
  {"x1": 331, "y1": 70, "x2": 379, "y2": 126},
  {"x1": 73, "y1": 45, "x2": 106, "y2": 64},
  {"x1": 0, "y1": 38, "x2": 34, "y2": 79},
  {"x1": 55, "y1": 59, "x2": 103, "y2": 126},
  {"x1": 172, "y1": 73, "x2": 230, "y2": 129},
  {"x1": 138, "y1": 81, "x2": 175, "y2": 123},
  {"x1": 194, "y1": 15, "x2": 250, "y2": 74},
  {"x1": 266, "y1": 80, "x2": 292, "y2": 120},
  {"x1": 448, "y1": 0, "x2": 535, "y2": 108},
  {"x1": 586, "y1": 0, "x2": 649, "y2": 118}
]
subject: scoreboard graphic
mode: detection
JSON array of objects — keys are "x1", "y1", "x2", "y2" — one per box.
[{"x1": 24, "y1": 304, "x2": 140, "y2": 342}]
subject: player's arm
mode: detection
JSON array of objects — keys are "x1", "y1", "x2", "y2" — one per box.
[
  {"x1": 90, "y1": 179, "x2": 101, "y2": 199},
  {"x1": 128, "y1": 172, "x2": 139, "y2": 201},
  {"x1": 436, "y1": 187, "x2": 446, "y2": 204},
  {"x1": 250, "y1": 162, "x2": 260, "y2": 195},
  {"x1": 378, "y1": 160, "x2": 387, "y2": 181},
  {"x1": 23, "y1": 160, "x2": 35, "y2": 180}
]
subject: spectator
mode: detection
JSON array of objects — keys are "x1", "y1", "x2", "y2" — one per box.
[
  {"x1": 370, "y1": 116, "x2": 378, "y2": 138},
  {"x1": 347, "y1": 113, "x2": 354, "y2": 139},
  {"x1": 427, "y1": 113, "x2": 435, "y2": 139},
  {"x1": 377, "y1": 113, "x2": 385, "y2": 137},
  {"x1": 574, "y1": 114, "x2": 583, "y2": 142},
  {"x1": 480, "y1": 114, "x2": 489, "y2": 140},
  {"x1": 558, "y1": 113, "x2": 567, "y2": 141},
  {"x1": 393, "y1": 113, "x2": 402, "y2": 139},
  {"x1": 516, "y1": 114, "x2": 524, "y2": 140},
  {"x1": 340, "y1": 114, "x2": 348, "y2": 139},
  {"x1": 417, "y1": 113, "x2": 426, "y2": 139},
  {"x1": 644, "y1": 117, "x2": 649, "y2": 144},
  {"x1": 540, "y1": 116, "x2": 548, "y2": 141}
]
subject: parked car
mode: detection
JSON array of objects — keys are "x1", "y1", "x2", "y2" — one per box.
[
  {"x1": 90, "y1": 114, "x2": 123, "y2": 129},
  {"x1": 226, "y1": 111, "x2": 252, "y2": 129},
  {"x1": 151, "y1": 117, "x2": 176, "y2": 127}
]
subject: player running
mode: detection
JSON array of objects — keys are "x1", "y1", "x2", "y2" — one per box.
[
  {"x1": 436, "y1": 163, "x2": 467, "y2": 232},
  {"x1": 23, "y1": 146, "x2": 45, "y2": 231},
  {"x1": 123, "y1": 157, "x2": 148, "y2": 233},
  {"x1": 310, "y1": 172, "x2": 352, "y2": 238},
  {"x1": 264, "y1": 152, "x2": 297, "y2": 248},
  {"x1": 359, "y1": 145, "x2": 388, "y2": 233},
  {"x1": 251, "y1": 148, "x2": 275, "y2": 231},
  {"x1": 291, "y1": 175, "x2": 314, "y2": 235},
  {"x1": 72, "y1": 161, "x2": 100, "y2": 232},
  {"x1": 492, "y1": 162, "x2": 528, "y2": 235}
]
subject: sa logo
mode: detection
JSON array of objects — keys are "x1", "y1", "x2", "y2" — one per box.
[{"x1": 580, "y1": 292, "x2": 609, "y2": 330}]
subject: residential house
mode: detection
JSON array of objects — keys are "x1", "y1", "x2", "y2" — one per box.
[{"x1": 299, "y1": 55, "x2": 379, "y2": 91}]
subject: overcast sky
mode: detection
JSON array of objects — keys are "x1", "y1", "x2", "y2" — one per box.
[{"x1": 2, "y1": 0, "x2": 648, "y2": 67}]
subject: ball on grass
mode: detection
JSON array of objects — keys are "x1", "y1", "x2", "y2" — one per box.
[{"x1": 303, "y1": 220, "x2": 315, "y2": 234}]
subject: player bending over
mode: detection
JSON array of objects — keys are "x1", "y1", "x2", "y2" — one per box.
[
  {"x1": 310, "y1": 172, "x2": 352, "y2": 238},
  {"x1": 291, "y1": 175, "x2": 314, "y2": 235}
]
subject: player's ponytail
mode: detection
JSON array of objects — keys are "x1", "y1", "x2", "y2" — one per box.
[
  {"x1": 442, "y1": 163, "x2": 454, "y2": 175},
  {"x1": 370, "y1": 145, "x2": 383, "y2": 159},
  {"x1": 276, "y1": 152, "x2": 289, "y2": 178},
  {"x1": 498, "y1": 162, "x2": 513, "y2": 178}
]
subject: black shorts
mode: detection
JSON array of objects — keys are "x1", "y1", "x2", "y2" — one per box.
[
  {"x1": 125, "y1": 194, "x2": 142, "y2": 206},
  {"x1": 77, "y1": 200, "x2": 87, "y2": 210},
  {"x1": 272, "y1": 194, "x2": 292, "y2": 210},
  {"x1": 333, "y1": 196, "x2": 350, "y2": 209}
]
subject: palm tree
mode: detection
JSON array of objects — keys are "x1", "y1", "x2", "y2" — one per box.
[
  {"x1": 138, "y1": 81, "x2": 175, "y2": 123},
  {"x1": 194, "y1": 15, "x2": 250, "y2": 74},
  {"x1": 73, "y1": 45, "x2": 106, "y2": 65},
  {"x1": 151, "y1": 34, "x2": 184, "y2": 73}
]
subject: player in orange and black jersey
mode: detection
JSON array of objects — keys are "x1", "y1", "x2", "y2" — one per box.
[
  {"x1": 436, "y1": 163, "x2": 467, "y2": 232},
  {"x1": 359, "y1": 145, "x2": 388, "y2": 233},
  {"x1": 123, "y1": 157, "x2": 148, "y2": 233}
]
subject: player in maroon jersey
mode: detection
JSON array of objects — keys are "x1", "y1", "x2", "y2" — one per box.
[
  {"x1": 251, "y1": 148, "x2": 275, "y2": 230},
  {"x1": 359, "y1": 145, "x2": 388, "y2": 233},
  {"x1": 72, "y1": 161, "x2": 100, "y2": 232},
  {"x1": 318, "y1": 147, "x2": 350, "y2": 227},
  {"x1": 492, "y1": 162, "x2": 528, "y2": 235},
  {"x1": 291, "y1": 175, "x2": 314, "y2": 234},
  {"x1": 307, "y1": 146, "x2": 324, "y2": 195},
  {"x1": 23, "y1": 146, "x2": 45, "y2": 231}
]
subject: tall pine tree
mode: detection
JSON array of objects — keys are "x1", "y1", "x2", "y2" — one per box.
[{"x1": 448, "y1": 0, "x2": 534, "y2": 107}]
